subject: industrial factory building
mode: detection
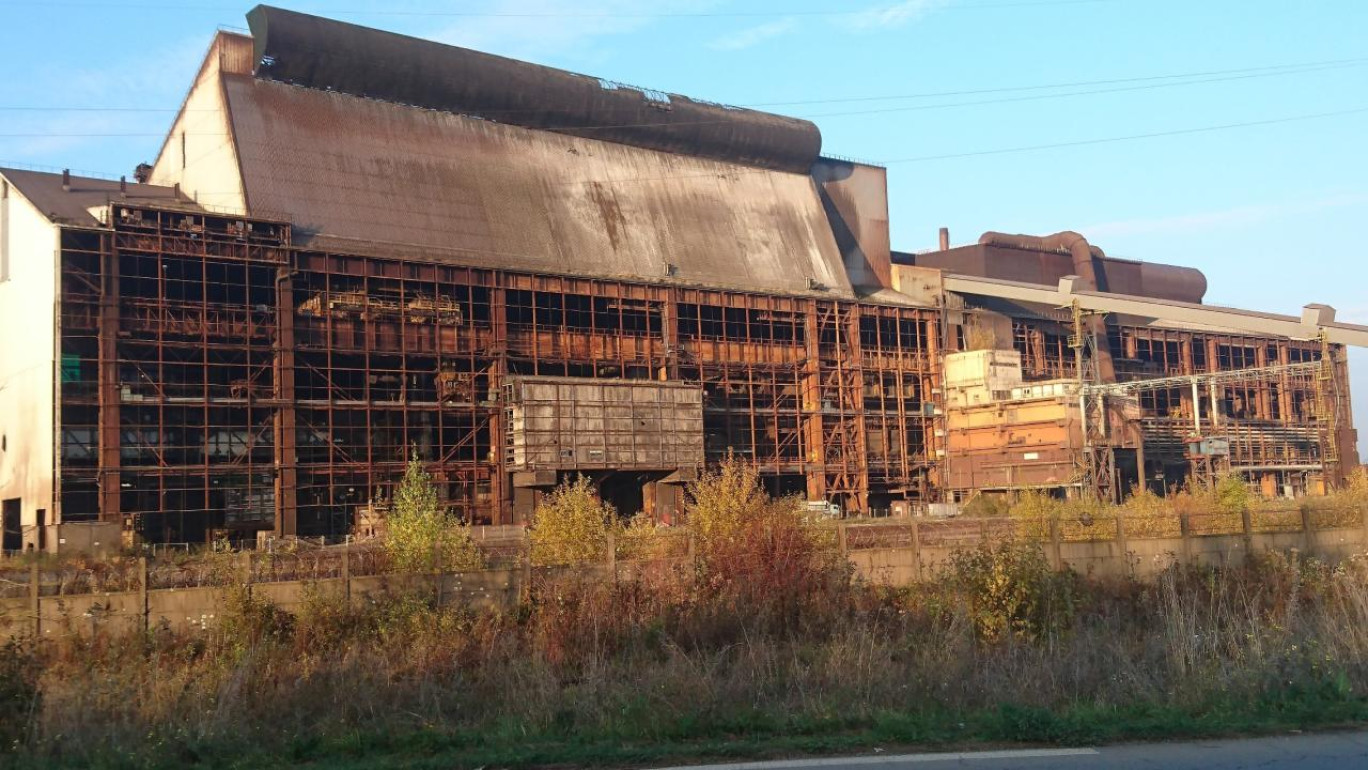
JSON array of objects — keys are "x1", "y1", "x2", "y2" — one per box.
[{"x1": 1, "y1": 6, "x2": 1364, "y2": 550}]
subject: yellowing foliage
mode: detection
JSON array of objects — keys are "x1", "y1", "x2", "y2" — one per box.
[
  {"x1": 529, "y1": 476, "x2": 617, "y2": 567},
  {"x1": 385, "y1": 453, "x2": 483, "y2": 573},
  {"x1": 685, "y1": 456, "x2": 769, "y2": 550}
]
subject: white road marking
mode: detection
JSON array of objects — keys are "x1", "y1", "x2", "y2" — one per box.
[{"x1": 650, "y1": 747, "x2": 1100, "y2": 770}]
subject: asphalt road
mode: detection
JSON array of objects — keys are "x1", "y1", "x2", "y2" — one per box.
[{"x1": 652, "y1": 731, "x2": 1368, "y2": 770}]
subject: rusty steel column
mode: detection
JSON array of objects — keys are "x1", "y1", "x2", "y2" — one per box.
[
  {"x1": 273, "y1": 265, "x2": 298, "y2": 537},
  {"x1": 661, "y1": 286, "x2": 680, "y2": 381},
  {"x1": 845, "y1": 304, "x2": 869, "y2": 514},
  {"x1": 97, "y1": 232, "x2": 122, "y2": 532},
  {"x1": 489, "y1": 281, "x2": 510, "y2": 524},
  {"x1": 802, "y1": 301, "x2": 825, "y2": 502}
]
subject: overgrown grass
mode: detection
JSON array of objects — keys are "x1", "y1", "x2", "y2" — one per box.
[{"x1": 5, "y1": 464, "x2": 1368, "y2": 768}]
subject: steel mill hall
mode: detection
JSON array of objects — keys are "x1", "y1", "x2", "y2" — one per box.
[{"x1": 0, "y1": 6, "x2": 1364, "y2": 551}]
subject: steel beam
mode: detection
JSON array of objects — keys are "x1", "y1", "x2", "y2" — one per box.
[{"x1": 942, "y1": 274, "x2": 1368, "y2": 348}]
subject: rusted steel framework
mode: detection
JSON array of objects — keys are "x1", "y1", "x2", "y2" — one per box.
[
  {"x1": 57, "y1": 206, "x2": 941, "y2": 541},
  {"x1": 1010, "y1": 316, "x2": 1349, "y2": 493},
  {"x1": 58, "y1": 208, "x2": 291, "y2": 543}
]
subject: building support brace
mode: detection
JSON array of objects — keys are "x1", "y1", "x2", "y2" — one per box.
[
  {"x1": 274, "y1": 266, "x2": 298, "y2": 537},
  {"x1": 97, "y1": 234, "x2": 122, "y2": 535}
]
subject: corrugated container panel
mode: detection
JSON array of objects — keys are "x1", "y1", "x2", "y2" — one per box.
[{"x1": 507, "y1": 377, "x2": 704, "y2": 472}]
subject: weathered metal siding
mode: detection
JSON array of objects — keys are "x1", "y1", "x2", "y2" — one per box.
[
  {"x1": 812, "y1": 159, "x2": 892, "y2": 290},
  {"x1": 246, "y1": 6, "x2": 821, "y2": 173},
  {"x1": 222, "y1": 76, "x2": 852, "y2": 299},
  {"x1": 505, "y1": 377, "x2": 704, "y2": 472}
]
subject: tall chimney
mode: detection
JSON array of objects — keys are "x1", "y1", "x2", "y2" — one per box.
[
  {"x1": 938, "y1": 227, "x2": 949, "y2": 251},
  {"x1": 61, "y1": 169, "x2": 71, "y2": 192},
  {"x1": 119, "y1": 176, "x2": 127, "y2": 197}
]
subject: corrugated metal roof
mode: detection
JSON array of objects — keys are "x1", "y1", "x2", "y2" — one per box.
[
  {"x1": 0, "y1": 168, "x2": 198, "y2": 226},
  {"x1": 246, "y1": 6, "x2": 821, "y2": 173},
  {"x1": 224, "y1": 75, "x2": 853, "y2": 297}
]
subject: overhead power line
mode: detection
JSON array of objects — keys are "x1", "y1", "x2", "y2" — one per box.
[
  {"x1": 0, "y1": 0, "x2": 1133, "y2": 19},
  {"x1": 0, "y1": 59, "x2": 1361, "y2": 139},
  {"x1": 2, "y1": 55, "x2": 1360, "y2": 116},
  {"x1": 748, "y1": 57, "x2": 1368, "y2": 108},
  {"x1": 882, "y1": 105, "x2": 1368, "y2": 163}
]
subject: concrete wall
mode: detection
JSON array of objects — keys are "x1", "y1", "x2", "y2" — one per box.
[
  {"x1": 0, "y1": 174, "x2": 58, "y2": 542},
  {"x1": 4, "y1": 520, "x2": 1365, "y2": 641},
  {"x1": 149, "y1": 32, "x2": 252, "y2": 214}
]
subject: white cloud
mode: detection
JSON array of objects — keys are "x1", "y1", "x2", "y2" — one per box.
[
  {"x1": 707, "y1": 18, "x2": 798, "y2": 51},
  {"x1": 843, "y1": 0, "x2": 952, "y2": 32},
  {"x1": 1082, "y1": 193, "x2": 1368, "y2": 239}
]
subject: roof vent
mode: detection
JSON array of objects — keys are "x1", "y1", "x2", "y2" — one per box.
[{"x1": 61, "y1": 169, "x2": 71, "y2": 192}]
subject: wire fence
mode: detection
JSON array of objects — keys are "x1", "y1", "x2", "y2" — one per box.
[{"x1": 2, "y1": 501, "x2": 1364, "y2": 601}]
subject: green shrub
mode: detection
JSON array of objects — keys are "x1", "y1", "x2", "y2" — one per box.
[
  {"x1": 386, "y1": 453, "x2": 483, "y2": 573},
  {"x1": 529, "y1": 476, "x2": 617, "y2": 567},
  {"x1": 0, "y1": 639, "x2": 38, "y2": 752},
  {"x1": 685, "y1": 456, "x2": 769, "y2": 550},
  {"x1": 946, "y1": 540, "x2": 1079, "y2": 643}
]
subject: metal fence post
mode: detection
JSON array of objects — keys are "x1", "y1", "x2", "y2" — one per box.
[
  {"x1": 29, "y1": 561, "x2": 40, "y2": 639},
  {"x1": 1049, "y1": 516, "x2": 1063, "y2": 571},
  {"x1": 910, "y1": 518, "x2": 922, "y2": 581},
  {"x1": 1300, "y1": 504, "x2": 1315, "y2": 554},
  {"x1": 1362, "y1": 496, "x2": 1368, "y2": 549},
  {"x1": 342, "y1": 538, "x2": 352, "y2": 605},
  {"x1": 1240, "y1": 505, "x2": 1253, "y2": 564},
  {"x1": 139, "y1": 556, "x2": 149, "y2": 635},
  {"x1": 239, "y1": 550, "x2": 253, "y2": 596},
  {"x1": 434, "y1": 538, "x2": 445, "y2": 606},
  {"x1": 1115, "y1": 510, "x2": 1128, "y2": 559},
  {"x1": 522, "y1": 538, "x2": 533, "y2": 600},
  {"x1": 1179, "y1": 511, "x2": 1192, "y2": 565}
]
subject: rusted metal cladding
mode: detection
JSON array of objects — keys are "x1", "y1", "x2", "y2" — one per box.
[
  {"x1": 506, "y1": 377, "x2": 705, "y2": 472},
  {"x1": 221, "y1": 76, "x2": 851, "y2": 297},
  {"x1": 245, "y1": 5, "x2": 822, "y2": 173},
  {"x1": 943, "y1": 396, "x2": 1084, "y2": 492},
  {"x1": 899, "y1": 244, "x2": 1207, "y2": 304},
  {"x1": 811, "y1": 158, "x2": 892, "y2": 289}
]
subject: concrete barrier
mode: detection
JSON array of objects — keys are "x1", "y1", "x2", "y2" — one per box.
[{"x1": 3, "y1": 516, "x2": 1364, "y2": 642}]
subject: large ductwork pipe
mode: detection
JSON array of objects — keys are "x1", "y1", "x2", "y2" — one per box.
[
  {"x1": 979, "y1": 231, "x2": 1116, "y2": 382},
  {"x1": 979, "y1": 231, "x2": 1107, "y2": 290}
]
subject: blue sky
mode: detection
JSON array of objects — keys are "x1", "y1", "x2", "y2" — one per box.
[{"x1": 2, "y1": 0, "x2": 1365, "y2": 456}]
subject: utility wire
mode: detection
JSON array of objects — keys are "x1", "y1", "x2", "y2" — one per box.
[
  {"x1": 0, "y1": 0, "x2": 1135, "y2": 19},
  {"x1": 174, "y1": 104, "x2": 1368, "y2": 193},
  {"x1": 1, "y1": 60, "x2": 1362, "y2": 137},
  {"x1": 2, "y1": 55, "x2": 1360, "y2": 115},
  {"x1": 749, "y1": 56, "x2": 1368, "y2": 108},
  {"x1": 881, "y1": 105, "x2": 1368, "y2": 163}
]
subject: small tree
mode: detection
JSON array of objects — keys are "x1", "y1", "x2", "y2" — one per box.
[
  {"x1": 685, "y1": 455, "x2": 768, "y2": 550},
  {"x1": 386, "y1": 452, "x2": 482, "y2": 573},
  {"x1": 684, "y1": 457, "x2": 848, "y2": 631},
  {"x1": 529, "y1": 476, "x2": 617, "y2": 567}
]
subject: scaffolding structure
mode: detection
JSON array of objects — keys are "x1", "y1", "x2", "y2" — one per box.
[
  {"x1": 56, "y1": 205, "x2": 943, "y2": 541},
  {"x1": 1010, "y1": 311, "x2": 1348, "y2": 497}
]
